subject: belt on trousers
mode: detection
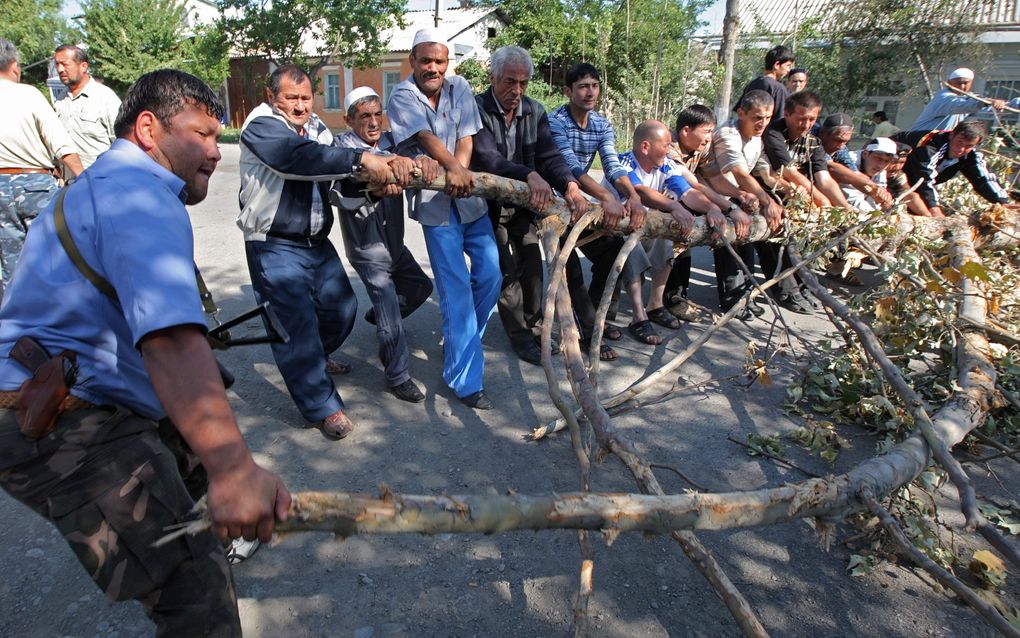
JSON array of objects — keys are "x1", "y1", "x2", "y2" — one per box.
[
  {"x1": 0, "y1": 390, "x2": 96, "y2": 411},
  {"x1": 0, "y1": 167, "x2": 52, "y2": 175}
]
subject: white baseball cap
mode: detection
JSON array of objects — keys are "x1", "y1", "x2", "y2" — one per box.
[
  {"x1": 411, "y1": 27, "x2": 450, "y2": 53},
  {"x1": 865, "y1": 137, "x2": 897, "y2": 155},
  {"x1": 947, "y1": 67, "x2": 975, "y2": 81},
  {"x1": 343, "y1": 86, "x2": 379, "y2": 113}
]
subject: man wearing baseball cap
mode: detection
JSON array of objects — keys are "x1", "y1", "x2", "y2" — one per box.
[
  {"x1": 331, "y1": 86, "x2": 439, "y2": 403},
  {"x1": 386, "y1": 28, "x2": 501, "y2": 410},
  {"x1": 841, "y1": 137, "x2": 898, "y2": 211},
  {"x1": 909, "y1": 67, "x2": 1017, "y2": 132}
]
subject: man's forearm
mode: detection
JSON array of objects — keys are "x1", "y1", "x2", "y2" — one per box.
[
  {"x1": 60, "y1": 153, "x2": 84, "y2": 177},
  {"x1": 577, "y1": 173, "x2": 615, "y2": 202},
  {"x1": 415, "y1": 131, "x2": 463, "y2": 170},
  {"x1": 827, "y1": 161, "x2": 871, "y2": 189},
  {"x1": 612, "y1": 175, "x2": 639, "y2": 200},
  {"x1": 815, "y1": 171, "x2": 850, "y2": 207},
  {"x1": 141, "y1": 325, "x2": 253, "y2": 478}
]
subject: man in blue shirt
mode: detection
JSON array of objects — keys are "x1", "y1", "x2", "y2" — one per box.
[
  {"x1": 549, "y1": 62, "x2": 647, "y2": 360},
  {"x1": 910, "y1": 68, "x2": 1015, "y2": 132},
  {"x1": 387, "y1": 28, "x2": 501, "y2": 409},
  {"x1": 0, "y1": 70, "x2": 289, "y2": 636}
]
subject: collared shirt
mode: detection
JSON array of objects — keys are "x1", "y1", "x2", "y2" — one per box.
[
  {"x1": 602, "y1": 151, "x2": 690, "y2": 200},
  {"x1": 492, "y1": 87, "x2": 523, "y2": 159},
  {"x1": 0, "y1": 79, "x2": 76, "y2": 170},
  {"x1": 667, "y1": 143, "x2": 708, "y2": 173},
  {"x1": 763, "y1": 117, "x2": 828, "y2": 176},
  {"x1": 387, "y1": 74, "x2": 486, "y2": 226},
  {"x1": 0, "y1": 139, "x2": 205, "y2": 419},
  {"x1": 702, "y1": 119, "x2": 771, "y2": 188},
  {"x1": 54, "y1": 75, "x2": 121, "y2": 168},
  {"x1": 548, "y1": 105, "x2": 630, "y2": 185}
]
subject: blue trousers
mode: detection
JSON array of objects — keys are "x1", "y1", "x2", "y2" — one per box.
[
  {"x1": 422, "y1": 206, "x2": 500, "y2": 398},
  {"x1": 245, "y1": 239, "x2": 357, "y2": 422}
]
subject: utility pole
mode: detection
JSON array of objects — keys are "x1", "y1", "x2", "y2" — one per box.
[{"x1": 715, "y1": 0, "x2": 740, "y2": 122}]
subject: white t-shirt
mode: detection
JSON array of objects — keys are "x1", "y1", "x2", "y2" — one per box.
[{"x1": 702, "y1": 119, "x2": 771, "y2": 188}]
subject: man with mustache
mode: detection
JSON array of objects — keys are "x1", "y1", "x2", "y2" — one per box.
[
  {"x1": 387, "y1": 28, "x2": 502, "y2": 409},
  {"x1": 53, "y1": 44, "x2": 121, "y2": 172},
  {"x1": 331, "y1": 86, "x2": 436, "y2": 402},
  {"x1": 0, "y1": 69, "x2": 289, "y2": 636}
]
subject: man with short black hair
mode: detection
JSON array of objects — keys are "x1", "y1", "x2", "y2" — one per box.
[
  {"x1": 549, "y1": 62, "x2": 647, "y2": 360},
  {"x1": 872, "y1": 111, "x2": 899, "y2": 138},
  {"x1": 53, "y1": 44, "x2": 121, "y2": 170},
  {"x1": 702, "y1": 89, "x2": 784, "y2": 318},
  {"x1": 471, "y1": 46, "x2": 590, "y2": 365},
  {"x1": 739, "y1": 45, "x2": 796, "y2": 119},
  {"x1": 896, "y1": 119, "x2": 1009, "y2": 217},
  {"x1": 332, "y1": 86, "x2": 435, "y2": 401},
  {"x1": 239, "y1": 64, "x2": 402, "y2": 435},
  {"x1": 0, "y1": 69, "x2": 290, "y2": 636},
  {"x1": 0, "y1": 38, "x2": 83, "y2": 293}
]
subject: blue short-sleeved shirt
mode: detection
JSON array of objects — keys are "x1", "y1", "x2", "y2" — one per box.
[
  {"x1": 602, "y1": 151, "x2": 691, "y2": 199},
  {"x1": 386, "y1": 74, "x2": 486, "y2": 226},
  {"x1": 0, "y1": 139, "x2": 206, "y2": 419}
]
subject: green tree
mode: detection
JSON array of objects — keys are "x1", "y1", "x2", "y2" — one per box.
[
  {"x1": 216, "y1": 0, "x2": 406, "y2": 76},
  {"x1": 5, "y1": 0, "x2": 68, "y2": 86},
  {"x1": 78, "y1": 0, "x2": 230, "y2": 94}
]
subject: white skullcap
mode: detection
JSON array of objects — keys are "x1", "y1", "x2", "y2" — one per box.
[
  {"x1": 343, "y1": 86, "x2": 379, "y2": 113},
  {"x1": 865, "y1": 137, "x2": 897, "y2": 155},
  {"x1": 411, "y1": 27, "x2": 449, "y2": 52},
  {"x1": 947, "y1": 67, "x2": 975, "y2": 81}
]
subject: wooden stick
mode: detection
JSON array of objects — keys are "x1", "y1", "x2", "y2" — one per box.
[{"x1": 726, "y1": 435, "x2": 822, "y2": 478}]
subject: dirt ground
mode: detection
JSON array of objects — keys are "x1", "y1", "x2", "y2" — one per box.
[{"x1": 1, "y1": 143, "x2": 1017, "y2": 638}]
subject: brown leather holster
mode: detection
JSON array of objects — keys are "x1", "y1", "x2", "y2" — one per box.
[{"x1": 10, "y1": 336, "x2": 79, "y2": 439}]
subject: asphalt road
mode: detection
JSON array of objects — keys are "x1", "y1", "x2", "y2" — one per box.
[{"x1": 0, "y1": 143, "x2": 1015, "y2": 638}]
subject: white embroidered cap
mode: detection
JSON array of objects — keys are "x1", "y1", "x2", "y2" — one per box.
[
  {"x1": 411, "y1": 27, "x2": 450, "y2": 52},
  {"x1": 865, "y1": 137, "x2": 897, "y2": 156},
  {"x1": 947, "y1": 67, "x2": 975, "y2": 81},
  {"x1": 343, "y1": 86, "x2": 379, "y2": 113}
]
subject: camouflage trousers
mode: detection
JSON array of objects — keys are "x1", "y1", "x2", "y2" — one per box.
[
  {"x1": 0, "y1": 173, "x2": 59, "y2": 294},
  {"x1": 0, "y1": 406, "x2": 241, "y2": 637}
]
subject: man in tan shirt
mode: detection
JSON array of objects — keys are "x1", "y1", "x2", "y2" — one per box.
[
  {"x1": 53, "y1": 44, "x2": 121, "y2": 170},
  {"x1": 0, "y1": 38, "x2": 82, "y2": 293}
]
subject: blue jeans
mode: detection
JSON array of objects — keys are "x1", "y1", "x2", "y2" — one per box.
[
  {"x1": 245, "y1": 239, "x2": 357, "y2": 421},
  {"x1": 422, "y1": 206, "x2": 500, "y2": 398}
]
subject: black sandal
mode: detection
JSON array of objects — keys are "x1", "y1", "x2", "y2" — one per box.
[
  {"x1": 647, "y1": 307, "x2": 680, "y2": 330},
  {"x1": 628, "y1": 320, "x2": 662, "y2": 345},
  {"x1": 603, "y1": 324, "x2": 623, "y2": 340}
]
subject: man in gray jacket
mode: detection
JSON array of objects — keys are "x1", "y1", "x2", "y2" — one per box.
[{"x1": 238, "y1": 65, "x2": 401, "y2": 438}]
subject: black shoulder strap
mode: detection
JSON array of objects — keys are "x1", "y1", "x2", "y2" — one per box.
[{"x1": 53, "y1": 186, "x2": 120, "y2": 303}]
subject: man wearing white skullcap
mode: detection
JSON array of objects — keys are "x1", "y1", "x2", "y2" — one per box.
[
  {"x1": 386, "y1": 28, "x2": 501, "y2": 410},
  {"x1": 330, "y1": 86, "x2": 440, "y2": 403},
  {"x1": 909, "y1": 67, "x2": 1018, "y2": 132}
]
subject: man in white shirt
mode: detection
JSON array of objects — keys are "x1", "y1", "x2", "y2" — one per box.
[
  {"x1": 702, "y1": 89, "x2": 785, "y2": 319},
  {"x1": 53, "y1": 45, "x2": 121, "y2": 170},
  {"x1": 0, "y1": 38, "x2": 83, "y2": 293}
]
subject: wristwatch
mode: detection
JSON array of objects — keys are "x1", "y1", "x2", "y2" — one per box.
[{"x1": 350, "y1": 148, "x2": 365, "y2": 174}]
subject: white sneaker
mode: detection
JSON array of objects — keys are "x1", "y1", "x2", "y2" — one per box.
[{"x1": 227, "y1": 537, "x2": 261, "y2": 565}]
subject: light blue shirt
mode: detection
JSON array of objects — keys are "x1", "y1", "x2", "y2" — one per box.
[
  {"x1": 910, "y1": 89, "x2": 1020, "y2": 132},
  {"x1": 0, "y1": 139, "x2": 206, "y2": 419},
  {"x1": 387, "y1": 74, "x2": 486, "y2": 226}
]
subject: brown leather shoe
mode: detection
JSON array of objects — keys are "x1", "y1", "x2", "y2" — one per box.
[
  {"x1": 319, "y1": 410, "x2": 354, "y2": 438},
  {"x1": 325, "y1": 358, "x2": 352, "y2": 375}
]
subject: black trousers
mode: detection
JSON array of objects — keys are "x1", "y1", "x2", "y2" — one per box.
[{"x1": 565, "y1": 232, "x2": 625, "y2": 341}]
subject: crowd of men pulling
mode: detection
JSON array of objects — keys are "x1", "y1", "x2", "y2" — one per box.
[{"x1": 0, "y1": 29, "x2": 1015, "y2": 635}]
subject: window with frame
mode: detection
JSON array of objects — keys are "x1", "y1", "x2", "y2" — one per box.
[
  {"x1": 986, "y1": 80, "x2": 1020, "y2": 101},
  {"x1": 383, "y1": 71, "x2": 402, "y2": 107},
  {"x1": 325, "y1": 73, "x2": 341, "y2": 110}
]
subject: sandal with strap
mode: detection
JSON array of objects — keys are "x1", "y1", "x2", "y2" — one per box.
[
  {"x1": 647, "y1": 307, "x2": 680, "y2": 330},
  {"x1": 581, "y1": 338, "x2": 617, "y2": 361},
  {"x1": 602, "y1": 324, "x2": 623, "y2": 341},
  {"x1": 628, "y1": 320, "x2": 662, "y2": 345}
]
